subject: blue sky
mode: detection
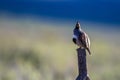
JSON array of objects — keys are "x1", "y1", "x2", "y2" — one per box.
[{"x1": 0, "y1": 0, "x2": 120, "y2": 25}]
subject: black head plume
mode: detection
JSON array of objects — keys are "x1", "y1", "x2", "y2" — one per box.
[{"x1": 75, "y1": 21, "x2": 80, "y2": 29}]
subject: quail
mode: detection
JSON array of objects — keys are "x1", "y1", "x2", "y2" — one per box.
[{"x1": 72, "y1": 22, "x2": 91, "y2": 55}]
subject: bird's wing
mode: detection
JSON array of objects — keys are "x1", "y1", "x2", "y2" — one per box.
[
  {"x1": 85, "y1": 33, "x2": 90, "y2": 48},
  {"x1": 80, "y1": 32, "x2": 90, "y2": 48}
]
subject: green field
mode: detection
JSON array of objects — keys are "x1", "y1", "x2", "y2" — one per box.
[{"x1": 0, "y1": 16, "x2": 120, "y2": 80}]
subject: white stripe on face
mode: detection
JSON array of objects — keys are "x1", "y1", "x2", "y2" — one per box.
[{"x1": 73, "y1": 34, "x2": 77, "y2": 39}]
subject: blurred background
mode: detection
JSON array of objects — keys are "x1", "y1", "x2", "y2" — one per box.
[{"x1": 0, "y1": 0, "x2": 120, "y2": 80}]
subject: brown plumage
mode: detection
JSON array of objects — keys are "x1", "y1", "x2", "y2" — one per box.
[{"x1": 72, "y1": 22, "x2": 91, "y2": 55}]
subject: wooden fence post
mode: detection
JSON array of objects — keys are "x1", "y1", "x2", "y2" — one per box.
[{"x1": 76, "y1": 48, "x2": 90, "y2": 80}]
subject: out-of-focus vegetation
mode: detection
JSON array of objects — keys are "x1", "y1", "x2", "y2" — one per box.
[{"x1": 0, "y1": 16, "x2": 120, "y2": 80}]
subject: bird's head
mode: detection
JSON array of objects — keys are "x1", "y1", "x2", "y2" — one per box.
[{"x1": 75, "y1": 21, "x2": 81, "y2": 29}]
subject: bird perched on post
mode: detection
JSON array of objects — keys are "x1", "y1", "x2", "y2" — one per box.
[{"x1": 72, "y1": 22, "x2": 91, "y2": 55}]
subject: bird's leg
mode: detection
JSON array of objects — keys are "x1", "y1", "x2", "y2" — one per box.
[{"x1": 79, "y1": 46, "x2": 81, "y2": 49}]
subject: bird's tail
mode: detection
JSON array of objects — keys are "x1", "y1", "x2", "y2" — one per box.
[{"x1": 86, "y1": 48, "x2": 91, "y2": 55}]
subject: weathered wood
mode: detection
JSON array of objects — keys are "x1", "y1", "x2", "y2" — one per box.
[{"x1": 76, "y1": 48, "x2": 90, "y2": 80}]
